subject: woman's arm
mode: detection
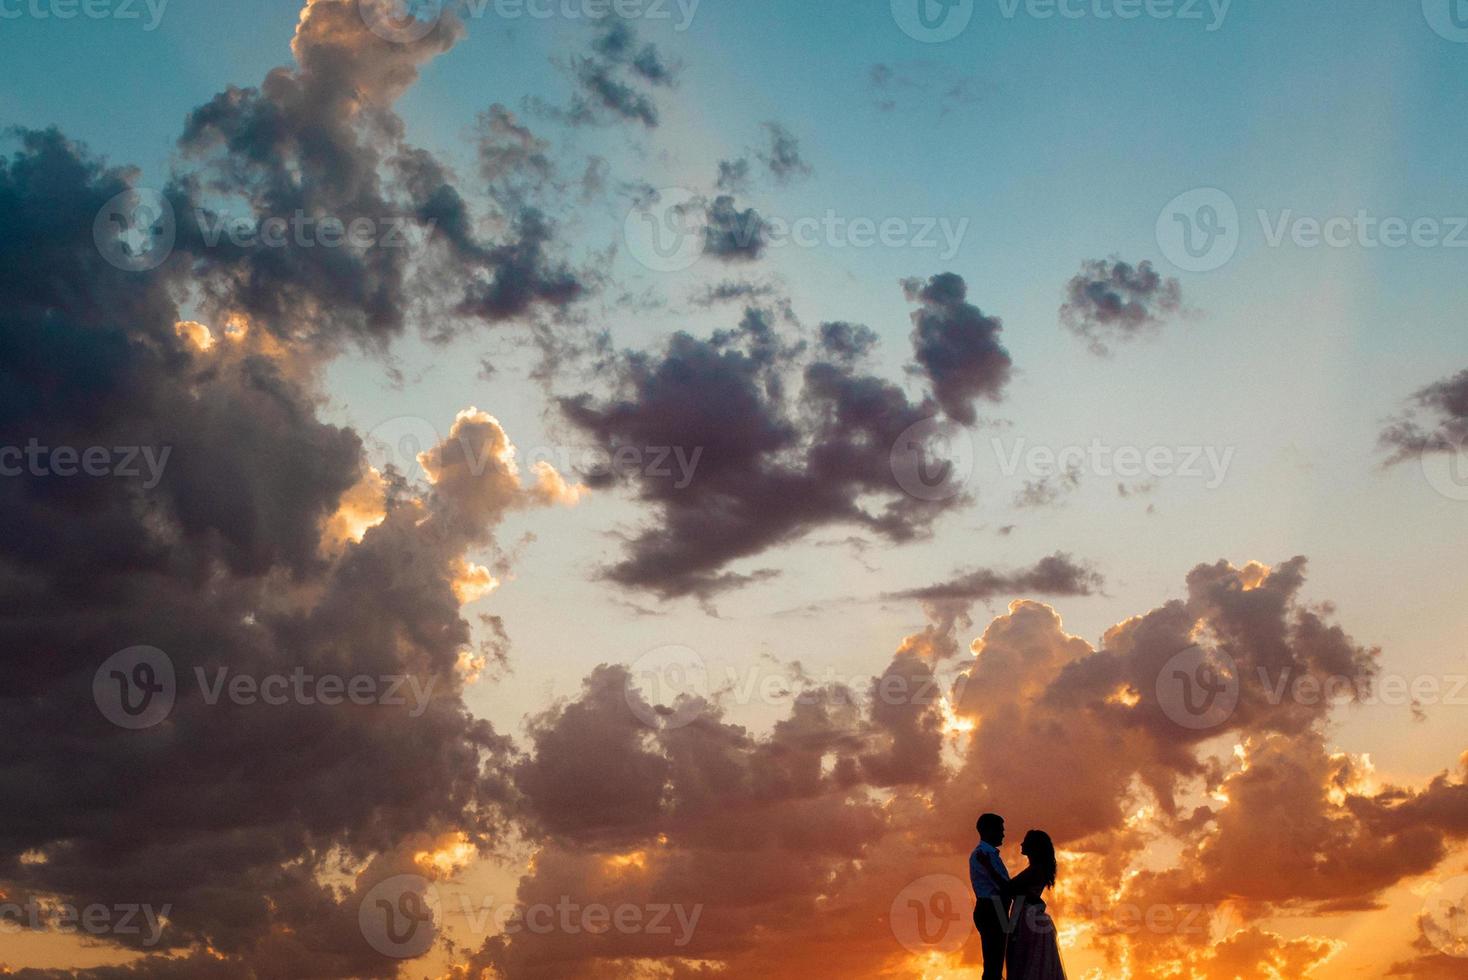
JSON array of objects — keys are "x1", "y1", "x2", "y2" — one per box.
[{"x1": 1000, "y1": 866, "x2": 1034, "y2": 901}]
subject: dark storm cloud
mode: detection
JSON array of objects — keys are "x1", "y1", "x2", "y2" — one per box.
[
  {"x1": 904, "y1": 272, "x2": 1013, "y2": 425},
  {"x1": 1380, "y1": 368, "x2": 1468, "y2": 463},
  {"x1": 1060, "y1": 257, "x2": 1184, "y2": 355},
  {"x1": 559, "y1": 277, "x2": 1011, "y2": 601},
  {"x1": 0, "y1": 2, "x2": 590, "y2": 974},
  {"x1": 0, "y1": 127, "x2": 533, "y2": 975}
]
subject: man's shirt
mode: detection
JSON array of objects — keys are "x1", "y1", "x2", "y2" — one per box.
[{"x1": 969, "y1": 841, "x2": 1010, "y2": 901}]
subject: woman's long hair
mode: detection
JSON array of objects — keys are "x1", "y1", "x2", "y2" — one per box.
[{"x1": 1025, "y1": 830, "x2": 1058, "y2": 889}]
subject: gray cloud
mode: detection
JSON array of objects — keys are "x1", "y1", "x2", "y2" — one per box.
[{"x1": 1061, "y1": 257, "x2": 1184, "y2": 355}]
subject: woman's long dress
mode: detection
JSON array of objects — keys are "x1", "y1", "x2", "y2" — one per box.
[{"x1": 1006, "y1": 871, "x2": 1067, "y2": 980}]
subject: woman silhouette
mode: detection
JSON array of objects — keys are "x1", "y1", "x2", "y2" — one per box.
[{"x1": 1003, "y1": 830, "x2": 1067, "y2": 979}]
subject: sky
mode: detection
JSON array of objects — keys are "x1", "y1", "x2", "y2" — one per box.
[{"x1": 1, "y1": 0, "x2": 1467, "y2": 976}]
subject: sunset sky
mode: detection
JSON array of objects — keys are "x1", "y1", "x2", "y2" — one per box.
[{"x1": 2, "y1": 0, "x2": 1468, "y2": 977}]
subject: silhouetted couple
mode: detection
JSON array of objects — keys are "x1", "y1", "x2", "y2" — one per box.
[{"x1": 969, "y1": 813, "x2": 1067, "y2": 979}]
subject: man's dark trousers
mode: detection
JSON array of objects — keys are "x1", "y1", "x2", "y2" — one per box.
[{"x1": 974, "y1": 897, "x2": 1007, "y2": 980}]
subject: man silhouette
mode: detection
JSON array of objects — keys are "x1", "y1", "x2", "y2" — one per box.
[{"x1": 970, "y1": 812, "x2": 1010, "y2": 979}]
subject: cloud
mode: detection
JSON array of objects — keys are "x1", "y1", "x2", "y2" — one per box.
[
  {"x1": 1014, "y1": 462, "x2": 1083, "y2": 509},
  {"x1": 534, "y1": 22, "x2": 679, "y2": 128},
  {"x1": 1061, "y1": 257, "x2": 1184, "y2": 355},
  {"x1": 688, "y1": 279, "x2": 778, "y2": 308},
  {"x1": 170, "y1": 0, "x2": 586, "y2": 356},
  {"x1": 1380, "y1": 368, "x2": 1468, "y2": 463},
  {"x1": 886, "y1": 553, "x2": 1103, "y2": 613},
  {"x1": 459, "y1": 556, "x2": 1465, "y2": 978},
  {"x1": 868, "y1": 62, "x2": 984, "y2": 113},
  {"x1": 904, "y1": 273, "x2": 1013, "y2": 425},
  {"x1": 757, "y1": 122, "x2": 812, "y2": 184},
  {"x1": 474, "y1": 103, "x2": 557, "y2": 209},
  {"x1": 702, "y1": 194, "x2": 766, "y2": 261},
  {"x1": 558, "y1": 278, "x2": 1010, "y2": 601},
  {"x1": 715, "y1": 157, "x2": 750, "y2": 193},
  {"x1": 0, "y1": 3, "x2": 586, "y2": 973}
]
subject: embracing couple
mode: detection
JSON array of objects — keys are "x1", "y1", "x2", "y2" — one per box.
[{"x1": 969, "y1": 812, "x2": 1067, "y2": 980}]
